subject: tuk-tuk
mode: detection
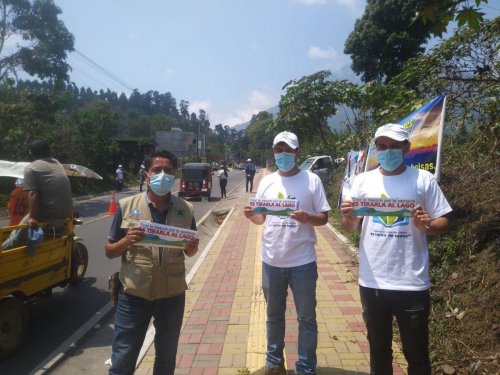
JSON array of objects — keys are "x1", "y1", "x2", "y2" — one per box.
[
  {"x1": 0, "y1": 160, "x2": 95, "y2": 358},
  {"x1": 178, "y1": 162, "x2": 212, "y2": 201}
]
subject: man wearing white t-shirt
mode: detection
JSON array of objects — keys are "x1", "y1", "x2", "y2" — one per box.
[
  {"x1": 340, "y1": 123, "x2": 452, "y2": 375},
  {"x1": 244, "y1": 131, "x2": 331, "y2": 375}
]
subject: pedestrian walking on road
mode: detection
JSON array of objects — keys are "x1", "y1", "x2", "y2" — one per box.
[
  {"x1": 217, "y1": 165, "x2": 228, "y2": 198},
  {"x1": 245, "y1": 158, "x2": 256, "y2": 192},
  {"x1": 138, "y1": 162, "x2": 146, "y2": 192},
  {"x1": 244, "y1": 131, "x2": 331, "y2": 375},
  {"x1": 105, "y1": 150, "x2": 199, "y2": 375},
  {"x1": 115, "y1": 164, "x2": 125, "y2": 192},
  {"x1": 340, "y1": 123, "x2": 453, "y2": 375}
]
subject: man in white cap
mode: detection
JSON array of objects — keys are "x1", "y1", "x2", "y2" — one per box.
[
  {"x1": 244, "y1": 131, "x2": 331, "y2": 375},
  {"x1": 340, "y1": 123, "x2": 452, "y2": 375},
  {"x1": 245, "y1": 158, "x2": 256, "y2": 192},
  {"x1": 116, "y1": 164, "x2": 125, "y2": 192}
]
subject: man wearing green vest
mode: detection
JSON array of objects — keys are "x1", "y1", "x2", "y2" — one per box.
[{"x1": 105, "y1": 150, "x2": 199, "y2": 375}]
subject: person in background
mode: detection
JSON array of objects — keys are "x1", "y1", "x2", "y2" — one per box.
[
  {"x1": 217, "y1": 164, "x2": 228, "y2": 199},
  {"x1": 25, "y1": 139, "x2": 73, "y2": 229},
  {"x1": 105, "y1": 150, "x2": 199, "y2": 375},
  {"x1": 7, "y1": 178, "x2": 29, "y2": 226},
  {"x1": 3, "y1": 139, "x2": 73, "y2": 249},
  {"x1": 245, "y1": 158, "x2": 256, "y2": 192},
  {"x1": 116, "y1": 164, "x2": 125, "y2": 192},
  {"x1": 138, "y1": 162, "x2": 146, "y2": 192},
  {"x1": 244, "y1": 131, "x2": 331, "y2": 375},
  {"x1": 340, "y1": 123, "x2": 452, "y2": 375}
]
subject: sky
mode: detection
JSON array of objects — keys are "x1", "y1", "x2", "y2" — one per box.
[
  {"x1": 42, "y1": 1, "x2": 499, "y2": 129},
  {"x1": 49, "y1": 0, "x2": 365, "y2": 127}
]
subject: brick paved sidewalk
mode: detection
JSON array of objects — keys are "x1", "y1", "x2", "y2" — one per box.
[{"x1": 135, "y1": 173, "x2": 408, "y2": 375}]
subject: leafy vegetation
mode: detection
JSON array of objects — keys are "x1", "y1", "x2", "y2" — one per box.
[{"x1": 0, "y1": 0, "x2": 498, "y2": 372}]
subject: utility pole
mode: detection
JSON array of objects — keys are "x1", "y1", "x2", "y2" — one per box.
[{"x1": 197, "y1": 122, "x2": 200, "y2": 159}]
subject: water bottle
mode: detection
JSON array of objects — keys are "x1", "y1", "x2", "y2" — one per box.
[{"x1": 128, "y1": 208, "x2": 140, "y2": 227}]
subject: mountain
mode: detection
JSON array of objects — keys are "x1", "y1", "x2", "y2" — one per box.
[{"x1": 232, "y1": 105, "x2": 350, "y2": 133}]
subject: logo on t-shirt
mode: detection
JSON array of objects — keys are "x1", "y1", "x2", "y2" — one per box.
[
  {"x1": 276, "y1": 191, "x2": 296, "y2": 221},
  {"x1": 372, "y1": 194, "x2": 409, "y2": 228}
]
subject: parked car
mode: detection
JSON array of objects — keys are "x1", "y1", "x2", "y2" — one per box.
[
  {"x1": 299, "y1": 155, "x2": 333, "y2": 184},
  {"x1": 238, "y1": 162, "x2": 246, "y2": 170},
  {"x1": 178, "y1": 162, "x2": 212, "y2": 201}
]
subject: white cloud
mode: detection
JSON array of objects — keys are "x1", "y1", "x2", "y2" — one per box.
[
  {"x1": 211, "y1": 88, "x2": 279, "y2": 127},
  {"x1": 307, "y1": 46, "x2": 340, "y2": 60},
  {"x1": 307, "y1": 46, "x2": 354, "y2": 77},
  {"x1": 189, "y1": 100, "x2": 211, "y2": 114}
]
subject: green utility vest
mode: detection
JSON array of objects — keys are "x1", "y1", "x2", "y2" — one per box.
[{"x1": 118, "y1": 193, "x2": 194, "y2": 301}]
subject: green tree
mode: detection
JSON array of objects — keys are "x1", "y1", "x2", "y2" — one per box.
[
  {"x1": 417, "y1": 0, "x2": 490, "y2": 37},
  {"x1": 278, "y1": 71, "x2": 353, "y2": 154},
  {"x1": 0, "y1": 85, "x2": 61, "y2": 159},
  {"x1": 0, "y1": 0, "x2": 74, "y2": 82},
  {"x1": 344, "y1": 0, "x2": 440, "y2": 82},
  {"x1": 68, "y1": 103, "x2": 120, "y2": 175},
  {"x1": 243, "y1": 111, "x2": 274, "y2": 165}
]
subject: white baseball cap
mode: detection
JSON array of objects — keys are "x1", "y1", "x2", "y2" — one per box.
[
  {"x1": 272, "y1": 131, "x2": 299, "y2": 149},
  {"x1": 374, "y1": 123, "x2": 409, "y2": 142},
  {"x1": 247, "y1": 158, "x2": 251, "y2": 162}
]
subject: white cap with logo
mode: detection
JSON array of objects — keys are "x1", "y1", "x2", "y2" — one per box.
[
  {"x1": 272, "y1": 131, "x2": 299, "y2": 149},
  {"x1": 374, "y1": 123, "x2": 409, "y2": 142}
]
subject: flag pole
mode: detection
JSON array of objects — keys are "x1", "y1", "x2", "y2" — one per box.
[{"x1": 435, "y1": 94, "x2": 447, "y2": 182}]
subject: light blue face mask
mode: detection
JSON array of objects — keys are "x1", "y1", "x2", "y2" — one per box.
[
  {"x1": 275, "y1": 152, "x2": 296, "y2": 172},
  {"x1": 377, "y1": 149, "x2": 404, "y2": 172},
  {"x1": 148, "y1": 172, "x2": 175, "y2": 196}
]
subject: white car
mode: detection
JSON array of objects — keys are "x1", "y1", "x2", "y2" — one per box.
[{"x1": 299, "y1": 155, "x2": 333, "y2": 183}]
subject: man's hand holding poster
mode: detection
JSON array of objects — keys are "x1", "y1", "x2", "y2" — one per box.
[
  {"x1": 138, "y1": 220, "x2": 198, "y2": 249},
  {"x1": 249, "y1": 198, "x2": 299, "y2": 216}
]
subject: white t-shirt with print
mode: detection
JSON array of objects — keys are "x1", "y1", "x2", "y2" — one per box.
[
  {"x1": 256, "y1": 170, "x2": 331, "y2": 268},
  {"x1": 348, "y1": 167, "x2": 452, "y2": 291}
]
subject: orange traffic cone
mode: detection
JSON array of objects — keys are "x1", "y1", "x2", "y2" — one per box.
[{"x1": 107, "y1": 192, "x2": 117, "y2": 215}]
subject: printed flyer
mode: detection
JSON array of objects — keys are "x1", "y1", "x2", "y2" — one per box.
[
  {"x1": 351, "y1": 197, "x2": 416, "y2": 217},
  {"x1": 249, "y1": 198, "x2": 299, "y2": 216},
  {"x1": 138, "y1": 220, "x2": 198, "y2": 249}
]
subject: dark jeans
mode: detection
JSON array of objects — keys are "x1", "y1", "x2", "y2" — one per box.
[
  {"x1": 116, "y1": 179, "x2": 123, "y2": 192},
  {"x1": 219, "y1": 179, "x2": 227, "y2": 198},
  {"x1": 245, "y1": 173, "x2": 255, "y2": 192},
  {"x1": 359, "y1": 286, "x2": 431, "y2": 375},
  {"x1": 109, "y1": 291, "x2": 185, "y2": 375}
]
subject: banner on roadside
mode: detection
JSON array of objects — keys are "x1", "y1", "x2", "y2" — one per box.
[
  {"x1": 364, "y1": 94, "x2": 447, "y2": 181},
  {"x1": 338, "y1": 149, "x2": 367, "y2": 206}
]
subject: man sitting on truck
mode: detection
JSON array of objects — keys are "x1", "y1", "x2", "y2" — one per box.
[{"x1": 2, "y1": 139, "x2": 73, "y2": 249}]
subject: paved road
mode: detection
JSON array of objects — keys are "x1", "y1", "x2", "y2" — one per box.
[{"x1": 0, "y1": 169, "x2": 247, "y2": 375}]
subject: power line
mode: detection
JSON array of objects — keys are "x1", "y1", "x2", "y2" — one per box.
[{"x1": 72, "y1": 49, "x2": 135, "y2": 92}]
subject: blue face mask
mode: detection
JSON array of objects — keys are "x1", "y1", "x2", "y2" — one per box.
[
  {"x1": 275, "y1": 152, "x2": 296, "y2": 172},
  {"x1": 148, "y1": 172, "x2": 175, "y2": 196},
  {"x1": 377, "y1": 149, "x2": 404, "y2": 172}
]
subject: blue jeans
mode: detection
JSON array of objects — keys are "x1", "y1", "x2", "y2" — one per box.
[
  {"x1": 262, "y1": 261, "x2": 318, "y2": 374},
  {"x1": 359, "y1": 286, "x2": 431, "y2": 375},
  {"x1": 109, "y1": 291, "x2": 185, "y2": 375}
]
